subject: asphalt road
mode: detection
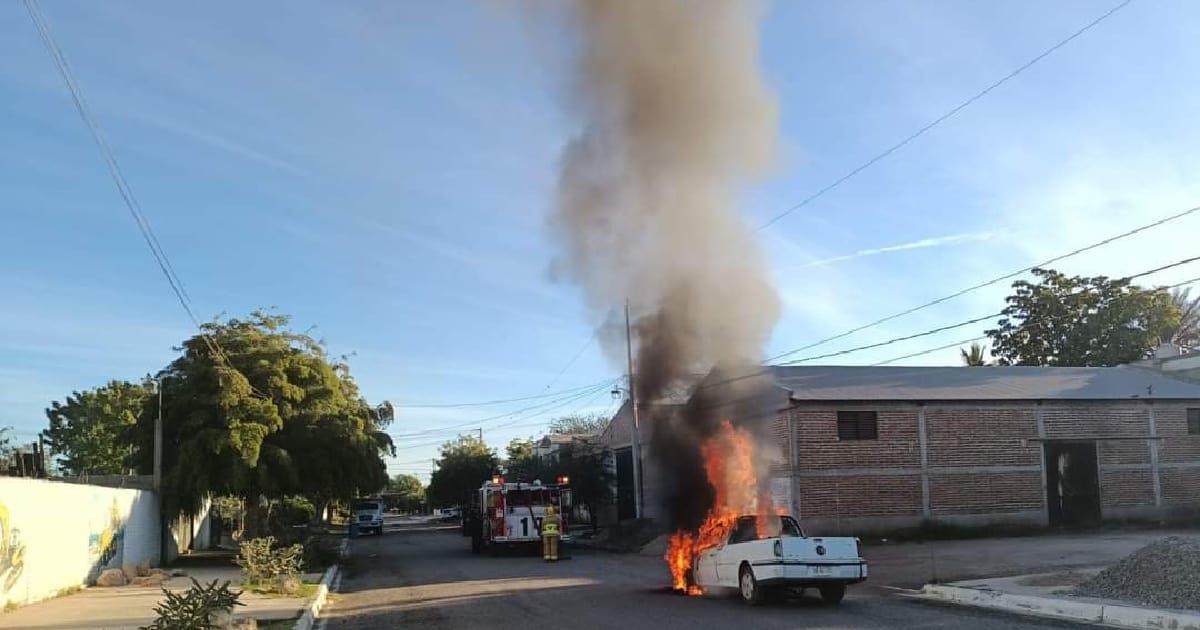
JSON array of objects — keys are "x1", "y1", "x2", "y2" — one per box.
[{"x1": 320, "y1": 523, "x2": 1084, "y2": 630}]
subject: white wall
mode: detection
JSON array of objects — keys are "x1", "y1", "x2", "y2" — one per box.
[{"x1": 0, "y1": 477, "x2": 161, "y2": 609}]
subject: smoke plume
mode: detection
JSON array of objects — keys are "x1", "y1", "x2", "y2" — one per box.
[{"x1": 552, "y1": 0, "x2": 782, "y2": 531}]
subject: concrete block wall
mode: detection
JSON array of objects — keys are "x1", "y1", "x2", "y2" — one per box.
[
  {"x1": 0, "y1": 477, "x2": 161, "y2": 609},
  {"x1": 780, "y1": 400, "x2": 1200, "y2": 534}
]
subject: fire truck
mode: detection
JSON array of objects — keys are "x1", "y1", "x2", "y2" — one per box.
[{"x1": 464, "y1": 475, "x2": 573, "y2": 554}]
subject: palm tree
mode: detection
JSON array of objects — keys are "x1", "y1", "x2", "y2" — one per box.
[
  {"x1": 1169, "y1": 287, "x2": 1200, "y2": 351},
  {"x1": 960, "y1": 342, "x2": 988, "y2": 367}
]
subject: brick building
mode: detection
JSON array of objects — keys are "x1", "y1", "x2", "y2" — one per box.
[{"x1": 604, "y1": 365, "x2": 1200, "y2": 534}]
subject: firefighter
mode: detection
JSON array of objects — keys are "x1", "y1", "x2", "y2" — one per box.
[{"x1": 541, "y1": 505, "x2": 561, "y2": 561}]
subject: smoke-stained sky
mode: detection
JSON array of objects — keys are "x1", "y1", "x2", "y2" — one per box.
[{"x1": 4, "y1": 1, "x2": 1200, "y2": 477}]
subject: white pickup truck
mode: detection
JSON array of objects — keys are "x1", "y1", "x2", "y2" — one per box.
[{"x1": 692, "y1": 515, "x2": 867, "y2": 605}]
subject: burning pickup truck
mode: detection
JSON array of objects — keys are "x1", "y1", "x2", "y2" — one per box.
[{"x1": 690, "y1": 514, "x2": 867, "y2": 605}]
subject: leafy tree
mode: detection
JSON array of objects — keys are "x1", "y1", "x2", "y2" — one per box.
[
  {"x1": 386, "y1": 474, "x2": 426, "y2": 513},
  {"x1": 130, "y1": 311, "x2": 393, "y2": 523},
  {"x1": 548, "y1": 413, "x2": 609, "y2": 436},
  {"x1": 552, "y1": 440, "x2": 611, "y2": 532},
  {"x1": 504, "y1": 437, "x2": 546, "y2": 483},
  {"x1": 986, "y1": 269, "x2": 1179, "y2": 367},
  {"x1": 426, "y1": 435, "x2": 496, "y2": 508},
  {"x1": 1169, "y1": 287, "x2": 1200, "y2": 350},
  {"x1": 44, "y1": 380, "x2": 150, "y2": 475},
  {"x1": 960, "y1": 342, "x2": 989, "y2": 367}
]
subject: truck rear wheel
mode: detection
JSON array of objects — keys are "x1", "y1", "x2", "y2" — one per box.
[
  {"x1": 738, "y1": 564, "x2": 765, "y2": 606},
  {"x1": 819, "y1": 583, "x2": 845, "y2": 605}
]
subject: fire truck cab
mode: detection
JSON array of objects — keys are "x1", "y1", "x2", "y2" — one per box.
[{"x1": 465, "y1": 476, "x2": 573, "y2": 554}]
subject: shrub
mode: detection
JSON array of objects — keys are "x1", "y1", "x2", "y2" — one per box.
[
  {"x1": 236, "y1": 536, "x2": 304, "y2": 592},
  {"x1": 141, "y1": 578, "x2": 243, "y2": 630},
  {"x1": 302, "y1": 534, "x2": 342, "y2": 569}
]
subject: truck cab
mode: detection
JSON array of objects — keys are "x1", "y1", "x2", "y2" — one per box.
[{"x1": 352, "y1": 499, "x2": 385, "y2": 535}]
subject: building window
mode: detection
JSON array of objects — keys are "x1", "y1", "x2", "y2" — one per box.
[
  {"x1": 836, "y1": 410, "x2": 878, "y2": 441},
  {"x1": 1188, "y1": 409, "x2": 1200, "y2": 435}
]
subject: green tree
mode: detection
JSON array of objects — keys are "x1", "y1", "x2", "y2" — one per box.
[
  {"x1": 0, "y1": 426, "x2": 12, "y2": 460},
  {"x1": 1169, "y1": 287, "x2": 1200, "y2": 350},
  {"x1": 552, "y1": 440, "x2": 611, "y2": 532},
  {"x1": 548, "y1": 413, "x2": 609, "y2": 436},
  {"x1": 960, "y1": 342, "x2": 989, "y2": 367},
  {"x1": 986, "y1": 269, "x2": 1180, "y2": 367},
  {"x1": 131, "y1": 311, "x2": 393, "y2": 523},
  {"x1": 386, "y1": 474, "x2": 426, "y2": 513},
  {"x1": 504, "y1": 437, "x2": 545, "y2": 483},
  {"x1": 44, "y1": 380, "x2": 150, "y2": 475},
  {"x1": 426, "y1": 435, "x2": 496, "y2": 508}
]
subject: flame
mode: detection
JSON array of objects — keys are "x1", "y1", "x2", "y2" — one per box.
[{"x1": 665, "y1": 420, "x2": 775, "y2": 595}]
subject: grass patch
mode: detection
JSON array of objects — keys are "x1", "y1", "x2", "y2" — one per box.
[
  {"x1": 53, "y1": 585, "x2": 83, "y2": 598},
  {"x1": 245, "y1": 582, "x2": 319, "y2": 599}
]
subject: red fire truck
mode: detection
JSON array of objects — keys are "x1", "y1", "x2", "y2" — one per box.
[{"x1": 464, "y1": 476, "x2": 573, "y2": 554}]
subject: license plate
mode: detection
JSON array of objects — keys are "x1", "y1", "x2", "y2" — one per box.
[{"x1": 812, "y1": 566, "x2": 832, "y2": 576}]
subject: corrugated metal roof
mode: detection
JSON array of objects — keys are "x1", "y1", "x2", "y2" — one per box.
[{"x1": 767, "y1": 365, "x2": 1200, "y2": 401}]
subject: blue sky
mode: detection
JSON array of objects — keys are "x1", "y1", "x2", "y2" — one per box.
[{"x1": 4, "y1": 1, "x2": 1200, "y2": 479}]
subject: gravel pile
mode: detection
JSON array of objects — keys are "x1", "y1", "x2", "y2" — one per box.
[{"x1": 1072, "y1": 536, "x2": 1200, "y2": 611}]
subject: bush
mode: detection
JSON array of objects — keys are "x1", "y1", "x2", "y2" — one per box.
[
  {"x1": 303, "y1": 534, "x2": 342, "y2": 570},
  {"x1": 236, "y1": 536, "x2": 304, "y2": 592},
  {"x1": 141, "y1": 578, "x2": 243, "y2": 630}
]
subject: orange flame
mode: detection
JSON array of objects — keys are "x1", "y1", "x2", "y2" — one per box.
[{"x1": 665, "y1": 420, "x2": 775, "y2": 595}]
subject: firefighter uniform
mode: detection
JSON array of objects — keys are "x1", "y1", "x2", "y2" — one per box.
[{"x1": 541, "y1": 506, "x2": 561, "y2": 561}]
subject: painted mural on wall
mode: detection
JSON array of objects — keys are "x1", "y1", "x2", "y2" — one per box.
[
  {"x1": 88, "y1": 498, "x2": 125, "y2": 574},
  {"x1": 0, "y1": 500, "x2": 27, "y2": 592}
]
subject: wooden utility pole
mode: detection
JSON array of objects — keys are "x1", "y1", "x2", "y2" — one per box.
[
  {"x1": 154, "y1": 378, "x2": 163, "y2": 491},
  {"x1": 625, "y1": 300, "x2": 643, "y2": 519}
]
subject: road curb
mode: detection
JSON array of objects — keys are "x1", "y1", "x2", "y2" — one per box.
[
  {"x1": 916, "y1": 584, "x2": 1200, "y2": 630},
  {"x1": 294, "y1": 539, "x2": 349, "y2": 630}
]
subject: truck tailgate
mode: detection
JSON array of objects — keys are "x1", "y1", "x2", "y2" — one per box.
[{"x1": 780, "y1": 537, "x2": 859, "y2": 562}]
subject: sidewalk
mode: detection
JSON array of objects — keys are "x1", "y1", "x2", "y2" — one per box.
[
  {"x1": 0, "y1": 565, "x2": 319, "y2": 629},
  {"x1": 861, "y1": 527, "x2": 1199, "y2": 588},
  {"x1": 917, "y1": 570, "x2": 1200, "y2": 629}
]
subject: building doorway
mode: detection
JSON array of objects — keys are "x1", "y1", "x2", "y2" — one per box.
[{"x1": 1044, "y1": 440, "x2": 1101, "y2": 527}]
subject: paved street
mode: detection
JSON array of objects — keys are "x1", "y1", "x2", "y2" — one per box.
[{"x1": 321, "y1": 523, "x2": 1087, "y2": 630}]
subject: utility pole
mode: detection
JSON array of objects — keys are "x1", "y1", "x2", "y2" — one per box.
[
  {"x1": 625, "y1": 300, "x2": 643, "y2": 519},
  {"x1": 154, "y1": 377, "x2": 164, "y2": 491},
  {"x1": 478, "y1": 428, "x2": 483, "y2": 443}
]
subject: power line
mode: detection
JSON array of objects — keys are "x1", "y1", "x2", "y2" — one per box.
[
  {"x1": 389, "y1": 380, "x2": 613, "y2": 438},
  {"x1": 691, "y1": 253, "x2": 1200, "y2": 393},
  {"x1": 871, "y1": 336, "x2": 989, "y2": 366},
  {"x1": 778, "y1": 253, "x2": 1200, "y2": 367},
  {"x1": 391, "y1": 379, "x2": 617, "y2": 442},
  {"x1": 755, "y1": 0, "x2": 1134, "y2": 231},
  {"x1": 543, "y1": 331, "x2": 597, "y2": 391},
  {"x1": 24, "y1": 1, "x2": 267, "y2": 399},
  {"x1": 391, "y1": 378, "x2": 613, "y2": 409},
  {"x1": 780, "y1": 313, "x2": 1000, "y2": 365},
  {"x1": 767, "y1": 203, "x2": 1200, "y2": 363},
  {"x1": 392, "y1": 381, "x2": 615, "y2": 451}
]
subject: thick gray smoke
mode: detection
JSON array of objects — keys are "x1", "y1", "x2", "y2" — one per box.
[{"x1": 551, "y1": 0, "x2": 782, "y2": 530}]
